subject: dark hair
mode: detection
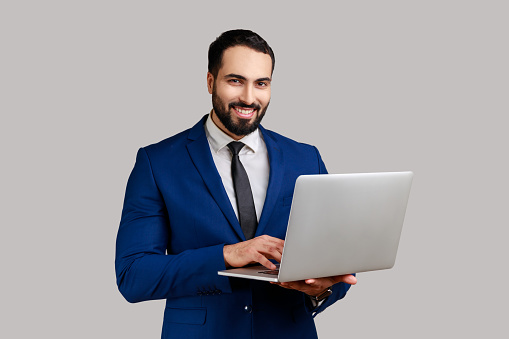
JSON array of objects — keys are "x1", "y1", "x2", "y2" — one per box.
[{"x1": 208, "y1": 29, "x2": 275, "y2": 78}]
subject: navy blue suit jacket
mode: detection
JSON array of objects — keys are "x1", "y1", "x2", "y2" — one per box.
[{"x1": 115, "y1": 116, "x2": 352, "y2": 339}]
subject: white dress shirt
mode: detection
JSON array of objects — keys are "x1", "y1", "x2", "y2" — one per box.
[
  {"x1": 204, "y1": 113, "x2": 270, "y2": 222},
  {"x1": 205, "y1": 113, "x2": 325, "y2": 309}
]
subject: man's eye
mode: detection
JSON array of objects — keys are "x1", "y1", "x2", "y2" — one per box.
[
  {"x1": 257, "y1": 82, "x2": 267, "y2": 87},
  {"x1": 229, "y1": 79, "x2": 241, "y2": 84}
]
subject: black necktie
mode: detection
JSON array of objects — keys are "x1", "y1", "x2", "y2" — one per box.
[{"x1": 227, "y1": 141, "x2": 257, "y2": 240}]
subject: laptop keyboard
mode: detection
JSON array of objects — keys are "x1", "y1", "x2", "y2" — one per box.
[{"x1": 258, "y1": 269, "x2": 279, "y2": 275}]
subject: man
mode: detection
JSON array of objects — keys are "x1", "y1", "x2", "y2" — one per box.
[{"x1": 115, "y1": 29, "x2": 356, "y2": 339}]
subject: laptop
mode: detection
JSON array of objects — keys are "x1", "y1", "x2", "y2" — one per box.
[{"x1": 218, "y1": 171, "x2": 413, "y2": 282}]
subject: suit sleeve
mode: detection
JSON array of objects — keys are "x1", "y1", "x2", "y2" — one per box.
[
  {"x1": 115, "y1": 148, "x2": 232, "y2": 303},
  {"x1": 309, "y1": 146, "x2": 355, "y2": 317}
]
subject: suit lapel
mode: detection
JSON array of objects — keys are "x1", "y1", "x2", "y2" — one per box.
[
  {"x1": 256, "y1": 126, "x2": 285, "y2": 236},
  {"x1": 186, "y1": 116, "x2": 245, "y2": 241}
]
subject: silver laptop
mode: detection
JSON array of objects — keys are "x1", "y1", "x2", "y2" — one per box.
[{"x1": 218, "y1": 171, "x2": 413, "y2": 282}]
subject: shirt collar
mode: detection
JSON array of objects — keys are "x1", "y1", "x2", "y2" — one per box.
[{"x1": 205, "y1": 112, "x2": 261, "y2": 154}]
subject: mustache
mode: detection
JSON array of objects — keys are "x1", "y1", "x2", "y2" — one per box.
[{"x1": 229, "y1": 102, "x2": 261, "y2": 110}]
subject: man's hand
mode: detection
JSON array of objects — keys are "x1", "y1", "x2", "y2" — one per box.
[
  {"x1": 223, "y1": 235, "x2": 284, "y2": 270},
  {"x1": 271, "y1": 274, "x2": 357, "y2": 297}
]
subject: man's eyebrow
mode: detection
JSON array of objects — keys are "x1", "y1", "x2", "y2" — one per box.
[
  {"x1": 224, "y1": 73, "x2": 272, "y2": 82},
  {"x1": 224, "y1": 73, "x2": 247, "y2": 80},
  {"x1": 255, "y1": 77, "x2": 272, "y2": 83}
]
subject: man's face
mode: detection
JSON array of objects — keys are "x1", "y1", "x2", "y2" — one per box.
[{"x1": 207, "y1": 45, "x2": 272, "y2": 140}]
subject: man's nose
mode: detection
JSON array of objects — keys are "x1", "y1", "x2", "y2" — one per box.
[{"x1": 239, "y1": 85, "x2": 254, "y2": 105}]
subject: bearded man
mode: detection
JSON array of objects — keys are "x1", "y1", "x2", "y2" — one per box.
[{"x1": 115, "y1": 29, "x2": 356, "y2": 339}]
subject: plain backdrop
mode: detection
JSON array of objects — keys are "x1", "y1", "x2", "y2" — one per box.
[{"x1": 1, "y1": 1, "x2": 507, "y2": 338}]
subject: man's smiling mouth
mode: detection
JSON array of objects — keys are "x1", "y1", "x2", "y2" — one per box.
[{"x1": 232, "y1": 106, "x2": 256, "y2": 118}]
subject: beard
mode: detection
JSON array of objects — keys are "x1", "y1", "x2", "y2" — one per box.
[{"x1": 212, "y1": 88, "x2": 269, "y2": 137}]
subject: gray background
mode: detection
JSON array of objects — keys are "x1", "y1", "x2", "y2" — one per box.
[{"x1": 1, "y1": 0, "x2": 507, "y2": 338}]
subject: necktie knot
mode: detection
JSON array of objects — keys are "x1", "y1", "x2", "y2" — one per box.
[{"x1": 227, "y1": 141, "x2": 245, "y2": 156}]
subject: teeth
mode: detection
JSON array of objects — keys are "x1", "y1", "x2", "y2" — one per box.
[{"x1": 236, "y1": 107, "x2": 254, "y2": 114}]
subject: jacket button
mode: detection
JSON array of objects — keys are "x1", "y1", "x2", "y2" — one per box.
[{"x1": 244, "y1": 305, "x2": 252, "y2": 313}]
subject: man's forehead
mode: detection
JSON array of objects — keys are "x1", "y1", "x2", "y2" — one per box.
[{"x1": 218, "y1": 46, "x2": 272, "y2": 79}]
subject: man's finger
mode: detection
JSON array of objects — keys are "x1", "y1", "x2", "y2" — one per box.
[
  {"x1": 262, "y1": 246, "x2": 283, "y2": 262},
  {"x1": 254, "y1": 252, "x2": 277, "y2": 270},
  {"x1": 330, "y1": 274, "x2": 357, "y2": 285},
  {"x1": 259, "y1": 259, "x2": 277, "y2": 270}
]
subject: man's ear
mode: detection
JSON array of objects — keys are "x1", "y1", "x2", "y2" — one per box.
[{"x1": 207, "y1": 72, "x2": 214, "y2": 94}]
